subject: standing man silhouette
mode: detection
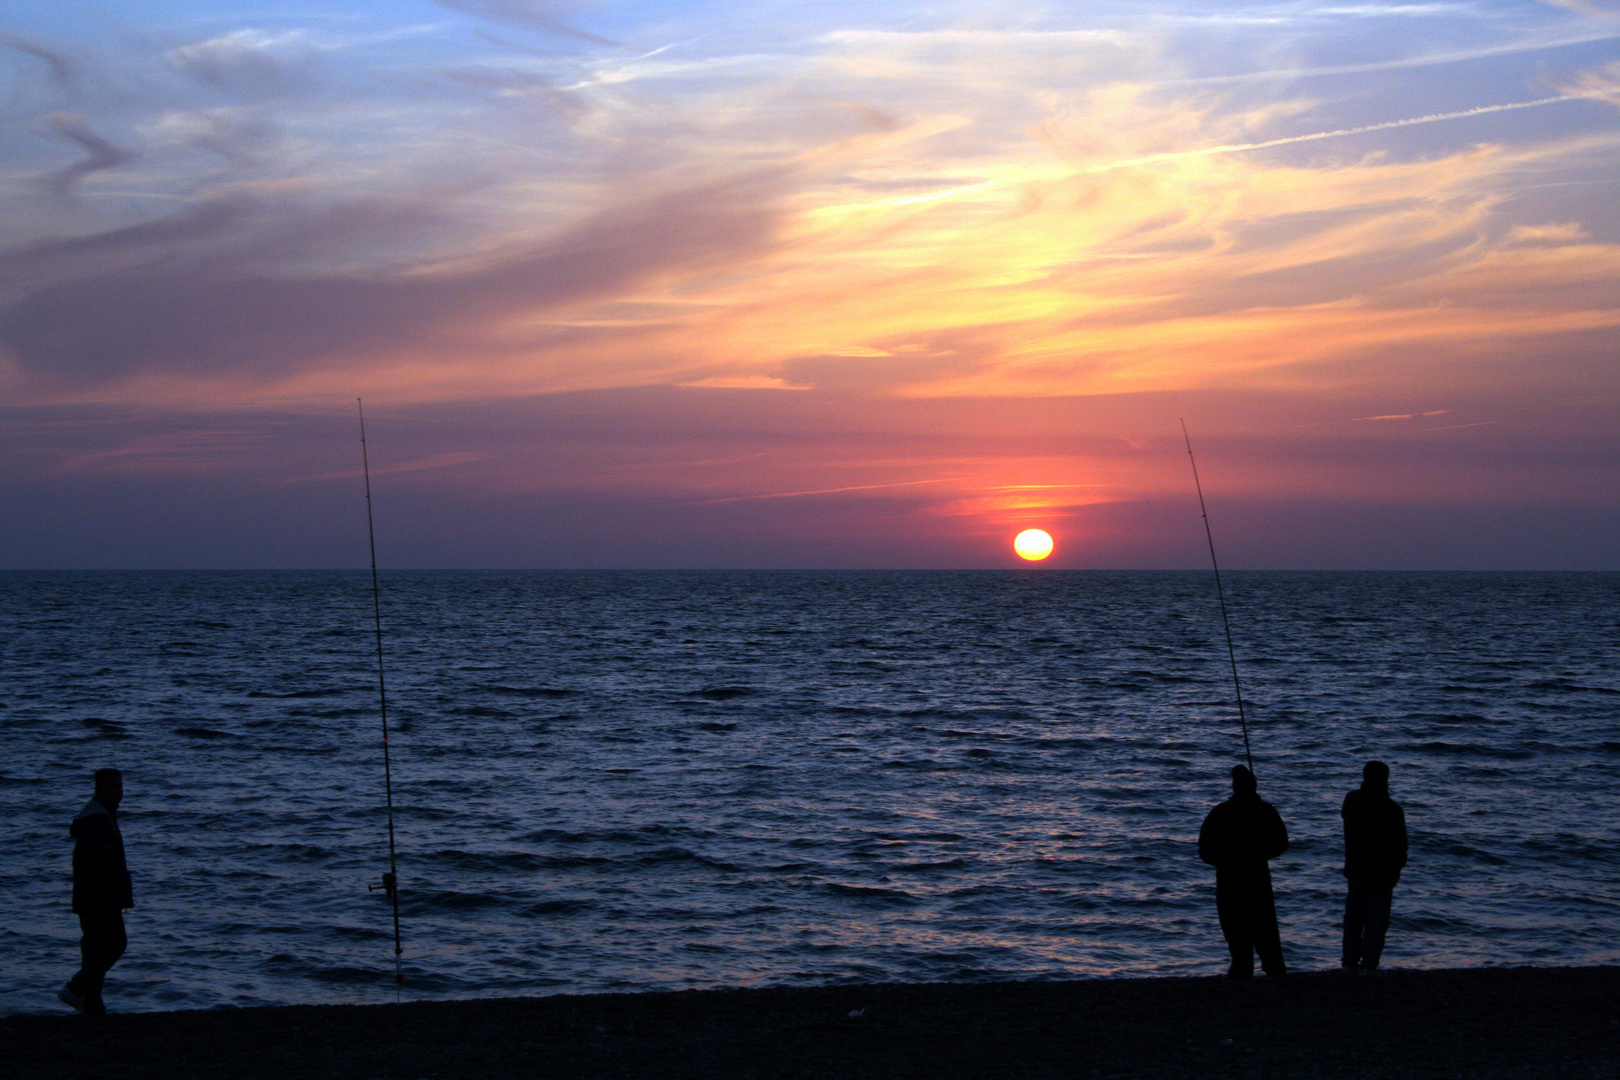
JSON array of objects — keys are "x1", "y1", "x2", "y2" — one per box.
[
  {"x1": 60, "y1": 768, "x2": 133, "y2": 1015},
  {"x1": 1342, "y1": 760, "x2": 1407, "y2": 976},
  {"x1": 1199, "y1": 764, "x2": 1289, "y2": 978}
]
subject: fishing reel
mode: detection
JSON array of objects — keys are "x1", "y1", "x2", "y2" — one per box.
[{"x1": 368, "y1": 872, "x2": 397, "y2": 900}]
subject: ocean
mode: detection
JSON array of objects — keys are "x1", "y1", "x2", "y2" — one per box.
[{"x1": 2, "y1": 570, "x2": 1617, "y2": 1014}]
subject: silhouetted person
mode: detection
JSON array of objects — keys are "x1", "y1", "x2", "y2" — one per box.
[
  {"x1": 1341, "y1": 760, "x2": 1407, "y2": 975},
  {"x1": 1199, "y1": 764, "x2": 1289, "y2": 978},
  {"x1": 60, "y1": 768, "x2": 132, "y2": 1015}
]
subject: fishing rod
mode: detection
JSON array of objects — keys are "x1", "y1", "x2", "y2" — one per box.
[
  {"x1": 358, "y1": 399, "x2": 404, "y2": 990},
  {"x1": 1180, "y1": 419, "x2": 1255, "y2": 774}
]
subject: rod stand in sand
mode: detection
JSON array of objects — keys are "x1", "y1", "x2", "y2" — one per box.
[
  {"x1": 358, "y1": 399, "x2": 405, "y2": 991},
  {"x1": 1180, "y1": 419, "x2": 1255, "y2": 775}
]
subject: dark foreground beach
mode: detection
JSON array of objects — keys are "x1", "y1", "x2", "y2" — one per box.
[{"x1": 4, "y1": 967, "x2": 1616, "y2": 1079}]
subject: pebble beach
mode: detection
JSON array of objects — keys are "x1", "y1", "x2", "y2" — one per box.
[{"x1": 6, "y1": 966, "x2": 1616, "y2": 1079}]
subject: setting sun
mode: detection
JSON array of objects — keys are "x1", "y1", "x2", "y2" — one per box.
[{"x1": 1013, "y1": 529, "x2": 1054, "y2": 561}]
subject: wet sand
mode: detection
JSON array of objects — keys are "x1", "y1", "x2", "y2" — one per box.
[{"x1": 5, "y1": 966, "x2": 1616, "y2": 1079}]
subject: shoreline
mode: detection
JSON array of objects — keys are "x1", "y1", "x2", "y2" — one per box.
[{"x1": 4, "y1": 965, "x2": 1616, "y2": 1079}]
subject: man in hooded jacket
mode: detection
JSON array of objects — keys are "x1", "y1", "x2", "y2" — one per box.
[
  {"x1": 1342, "y1": 760, "x2": 1407, "y2": 975},
  {"x1": 1199, "y1": 764, "x2": 1289, "y2": 978},
  {"x1": 60, "y1": 768, "x2": 133, "y2": 1015}
]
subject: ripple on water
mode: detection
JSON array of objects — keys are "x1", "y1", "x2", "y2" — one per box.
[{"x1": 1, "y1": 569, "x2": 1617, "y2": 1013}]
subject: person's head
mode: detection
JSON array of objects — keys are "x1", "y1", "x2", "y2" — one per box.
[
  {"x1": 93, "y1": 768, "x2": 123, "y2": 811},
  {"x1": 1361, "y1": 760, "x2": 1389, "y2": 794},
  {"x1": 1231, "y1": 764, "x2": 1257, "y2": 797}
]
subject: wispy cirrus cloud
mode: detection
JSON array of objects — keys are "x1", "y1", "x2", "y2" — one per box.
[
  {"x1": 1534, "y1": 0, "x2": 1620, "y2": 17},
  {"x1": 0, "y1": 33, "x2": 78, "y2": 96},
  {"x1": 1558, "y1": 58, "x2": 1620, "y2": 102},
  {"x1": 0, "y1": 165, "x2": 794, "y2": 394},
  {"x1": 38, "y1": 113, "x2": 135, "y2": 199},
  {"x1": 2, "y1": 9, "x2": 1617, "y2": 411},
  {"x1": 0, "y1": 0, "x2": 1617, "y2": 568},
  {"x1": 431, "y1": 0, "x2": 621, "y2": 44},
  {"x1": 0, "y1": 4, "x2": 1615, "y2": 408}
]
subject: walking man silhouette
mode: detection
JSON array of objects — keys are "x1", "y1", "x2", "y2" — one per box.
[
  {"x1": 60, "y1": 768, "x2": 133, "y2": 1015},
  {"x1": 1342, "y1": 760, "x2": 1407, "y2": 976},
  {"x1": 1199, "y1": 764, "x2": 1289, "y2": 978}
]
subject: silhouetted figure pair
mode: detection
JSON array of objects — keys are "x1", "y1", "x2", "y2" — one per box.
[
  {"x1": 1342, "y1": 760, "x2": 1407, "y2": 975},
  {"x1": 60, "y1": 768, "x2": 133, "y2": 1016},
  {"x1": 1199, "y1": 761, "x2": 1410, "y2": 978},
  {"x1": 1199, "y1": 765, "x2": 1289, "y2": 978}
]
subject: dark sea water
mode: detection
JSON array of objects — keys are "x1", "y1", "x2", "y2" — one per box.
[{"x1": 3, "y1": 570, "x2": 1617, "y2": 1015}]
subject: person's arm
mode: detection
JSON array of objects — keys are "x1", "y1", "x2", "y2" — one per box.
[
  {"x1": 1393, "y1": 803, "x2": 1408, "y2": 871},
  {"x1": 1198, "y1": 809, "x2": 1220, "y2": 866},
  {"x1": 1266, "y1": 804, "x2": 1289, "y2": 860}
]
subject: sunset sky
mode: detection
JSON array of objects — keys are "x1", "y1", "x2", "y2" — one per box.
[{"x1": 2, "y1": 0, "x2": 1617, "y2": 568}]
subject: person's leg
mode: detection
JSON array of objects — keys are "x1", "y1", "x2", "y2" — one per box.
[
  {"x1": 1215, "y1": 888, "x2": 1253, "y2": 978},
  {"x1": 66, "y1": 915, "x2": 97, "y2": 998},
  {"x1": 1343, "y1": 881, "x2": 1368, "y2": 971},
  {"x1": 73, "y1": 912, "x2": 125, "y2": 1008},
  {"x1": 1252, "y1": 886, "x2": 1287, "y2": 977},
  {"x1": 1359, "y1": 886, "x2": 1393, "y2": 971},
  {"x1": 107, "y1": 910, "x2": 127, "y2": 977}
]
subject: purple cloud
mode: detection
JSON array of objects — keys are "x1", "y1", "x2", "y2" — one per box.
[
  {"x1": 1, "y1": 168, "x2": 790, "y2": 388},
  {"x1": 39, "y1": 113, "x2": 135, "y2": 200},
  {"x1": 0, "y1": 33, "x2": 78, "y2": 96},
  {"x1": 432, "y1": 1, "x2": 620, "y2": 46}
]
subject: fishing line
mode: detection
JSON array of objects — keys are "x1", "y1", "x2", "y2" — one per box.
[
  {"x1": 1180, "y1": 419, "x2": 1255, "y2": 774},
  {"x1": 358, "y1": 399, "x2": 404, "y2": 991}
]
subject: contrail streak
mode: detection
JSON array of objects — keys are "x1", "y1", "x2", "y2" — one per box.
[
  {"x1": 1167, "y1": 29, "x2": 1620, "y2": 86},
  {"x1": 1088, "y1": 95, "x2": 1577, "y2": 172},
  {"x1": 875, "y1": 95, "x2": 1582, "y2": 213}
]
